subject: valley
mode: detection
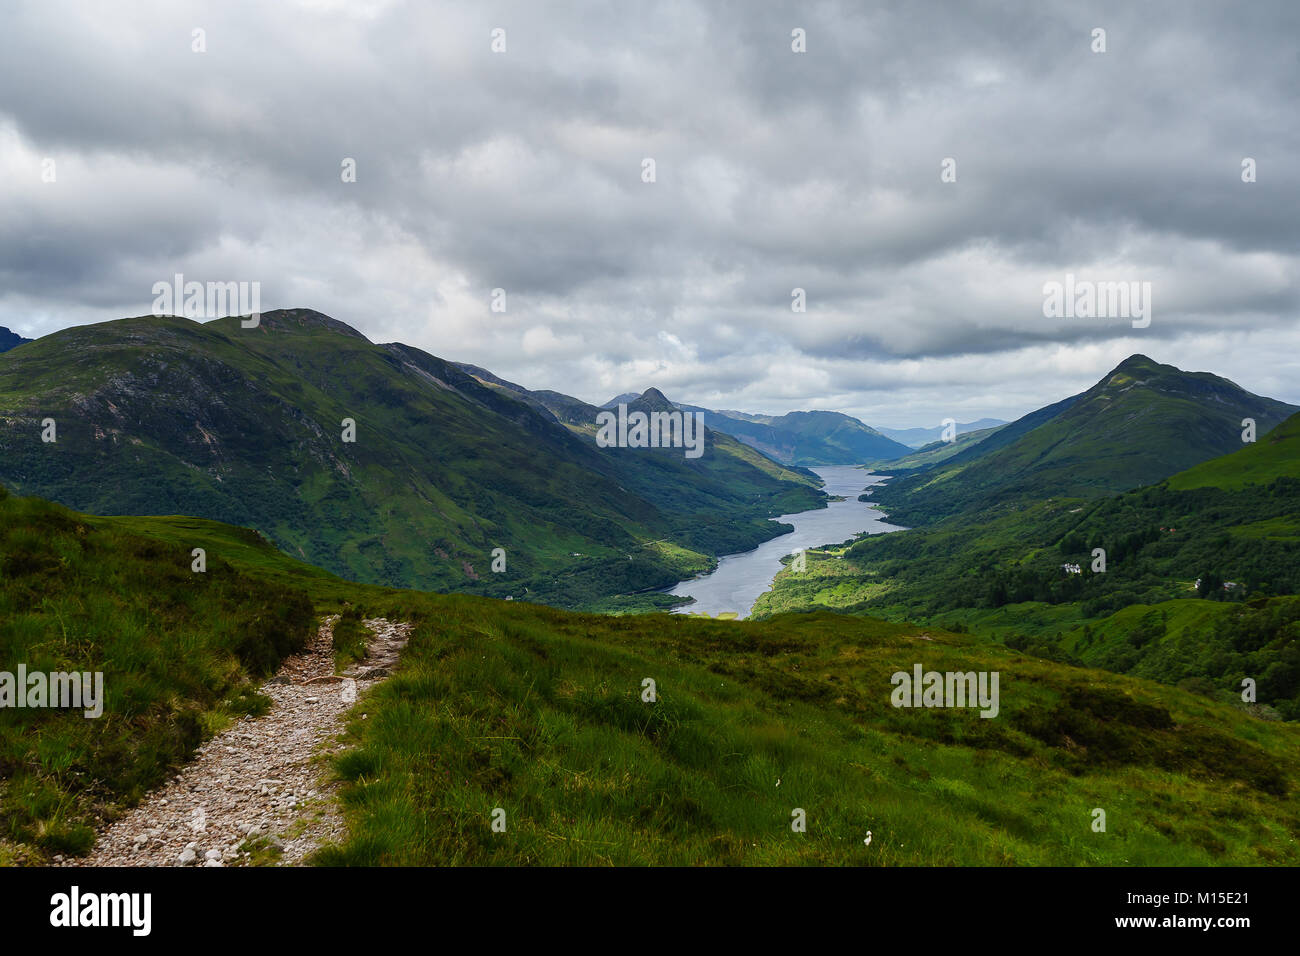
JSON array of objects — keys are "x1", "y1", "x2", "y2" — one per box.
[
  {"x1": 3, "y1": 322, "x2": 1298, "y2": 869},
  {"x1": 2, "y1": 484, "x2": 1297, "y2": 866},
  {"x1": 668, "y1": 466, "x2": 905, "y2": 618}
]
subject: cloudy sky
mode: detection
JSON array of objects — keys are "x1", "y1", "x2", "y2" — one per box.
[{"x1": 2, "y1": 0, "x2": 1297, "y2": 428}]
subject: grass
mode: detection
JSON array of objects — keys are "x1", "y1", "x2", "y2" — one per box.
[
  {"x1": 331, "y1": 605, "x2": 370, "y2": 670},
  {"x1": 4, "y1": 484, "x2": 1299, "y2": 866},
  {"x1": 311, "y1": 598, "x2": 1300, "y2": 865},
  {"x1": 0, "y1": 487, "x2": 316, "y2": 859}
]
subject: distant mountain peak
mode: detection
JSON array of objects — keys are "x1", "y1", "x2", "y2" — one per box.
[
  {"x1": 1117, "y1": 353, "x2": 1157, "y2": 368},
  {"x1": 602, "y1": 392, "x2": 641, "y2": 409},
  {"x1": 627, "y1": 387, "x2": 677, "y2": 413},
  {"x1": 1106, "y1": 353, "x2": 1164, "y2": 379},
  {"x1": 0, "y1": 326, "x2": 32, "y2": 353}
]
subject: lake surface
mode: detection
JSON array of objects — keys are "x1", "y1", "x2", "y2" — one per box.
[{"x1": 667, "y1": 465, "x2": 906, "y2": 619}]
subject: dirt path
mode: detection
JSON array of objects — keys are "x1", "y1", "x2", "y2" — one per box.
[{"x1": 68, "y1": 615, "x2": 412, "y2": 867}]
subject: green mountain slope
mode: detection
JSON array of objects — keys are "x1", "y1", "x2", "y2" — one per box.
[
  {"x1": 0, "y1": 310, "x2": 821, "y2": 610},
  {"x1": 873, "y1": 355, "x2": 1296, "y2": 525},
  {"x1": 4, "y1": 486, "x2": 1297, "y2": 866},
  {"x1": 756, "y1": 413, "x2": 1300, "y2": 717},
  {"x1": 1168, "y1": 410, "x2": 1300, "y2": 491}
]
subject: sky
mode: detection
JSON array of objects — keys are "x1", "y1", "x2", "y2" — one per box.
[{"x1": 2, "y1": 0, "x2": 1297, "y2": 428}]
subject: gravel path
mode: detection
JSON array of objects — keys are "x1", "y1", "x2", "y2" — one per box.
[{"x1": 67, "y1": 615, "x2": 412, "y2": 867}]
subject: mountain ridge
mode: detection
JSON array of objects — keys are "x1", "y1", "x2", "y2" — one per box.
[
  {"x1": 871, "y1": 353, "x2": 1297, "y2": 525},
  {"x1": 0, "y1": 310, "x2": 822, "y2": 610}
]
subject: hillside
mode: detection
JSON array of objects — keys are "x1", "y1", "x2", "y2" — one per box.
[
  {"x1": 594, "y1": 389, "x2": 919, "y2": 466},
  {"x1": 0, "y1": 485, "x2": 320, "y2": 860},
  {"x1": 755, "y1": 414, "x2": 1300, "y2": 717},
  {"x1": 3, "y1": 486, "x2": 1298, "y2": 866},
  {"x1": 872, "y1": 355, "x2": 1296, "y2": 525},
  {"x1": 1168, "y1": 410, "x2": 1300, "y2": 491},
  {"x1": 0, "y1": 311, "x2": 822, "y2": 610}
]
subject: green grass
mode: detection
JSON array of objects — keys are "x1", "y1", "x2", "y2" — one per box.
[
  {"x1": 756, "y1": 416, "x2": 1300, "y2": 719},
  {"x1": 1168, "y1": 411, "x2": 1300, "y2": 491},
  {"x1": 0, "y1": 487, "x2": 316, "y2": 860},
  {"x1": 331, "y1": 605, "x2": 370, "y2": 670},
  {"x1": 5, "y1": 484, "x2": 1299, "y2": 866},
  {"x1": 312, "y1": 598, "x2": 1300, "y2": 865}
]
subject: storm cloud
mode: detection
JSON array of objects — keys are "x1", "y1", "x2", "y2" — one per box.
[{"x1": 2, "y1": 0, "x2": 1297, "y2": 426}]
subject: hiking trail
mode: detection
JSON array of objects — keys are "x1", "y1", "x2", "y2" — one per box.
[{"x1": 67, "y1": 615, "x2": 412, "y2": 867}]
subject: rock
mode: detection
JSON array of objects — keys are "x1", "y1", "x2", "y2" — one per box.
[
  {"x1": 177, "y1": 846, "x2": 197, "y2": 865},
  {"x1": 203, "y1": 858, "x2": 223, "y2": 867},
  {"x1": 204, "y1": 849, "x2": 222, "y2": 862}
]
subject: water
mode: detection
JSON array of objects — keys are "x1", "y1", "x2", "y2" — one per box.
[{"x1": 667, "y1": 465, "x2": 906, "y2": 618}]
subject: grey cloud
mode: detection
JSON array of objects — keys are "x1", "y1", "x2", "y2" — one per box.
[{"x1": 1, "y1": 0, "x2": 1297, "y2": 424}]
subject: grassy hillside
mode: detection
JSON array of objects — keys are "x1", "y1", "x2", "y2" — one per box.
[
  {"x1": 755, "y1": 416, "x2": 1300, "y2": 717},
  {"x1": 1168, "y1": 410, "x2": 1300, "y2": 491},
  {"x1": 873, "y1": 355, "x2": 1296, "y2": 525},
  {"x1": 4, "y1": 486, "x2": 1298, "y2": 865},
  {"x1": 0, "y1": 311, "x2": 821, "y2": 611},
  {"x1": 315, "y1": 600, "x2": 1299, "y2": 865},
  {"x1": 0, "y1": 486, "x2": 319, "y2": 860}
]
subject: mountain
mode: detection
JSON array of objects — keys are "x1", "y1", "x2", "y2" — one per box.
[
  {"x1": 6, "y1": 482, "x2": 1298, "y2": 865},
  {"x1": 602, "y1": 392, "x2": 641, "y2": 408},
  {"x1": 872, "y1": 355, "x2": 1298, "y2": 525},
  {"x1": 453, "y1": 367, "x2": 822, "y2": 485},
  {"x1": 876, "y1": 418, "x2": 1007, "y2": 448},
  {"x1": 0, "y1": 310, "x2": 822, "y2": 610},
  {"x1": 597, "y1": 392, "x2": 916, "y2": 466},
  {"x1": 756, "y1": 411, "x2": 1300, "y2": 717},
  {"x1": 662, "y1": 405, "x2": 912, "y2": 466},
  {"x1": 0, "y1": 327, "x2": 31, "y2": 353},
  {"x1": 867, "y1": 424, "x2": 1005, "y2": 470}
]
